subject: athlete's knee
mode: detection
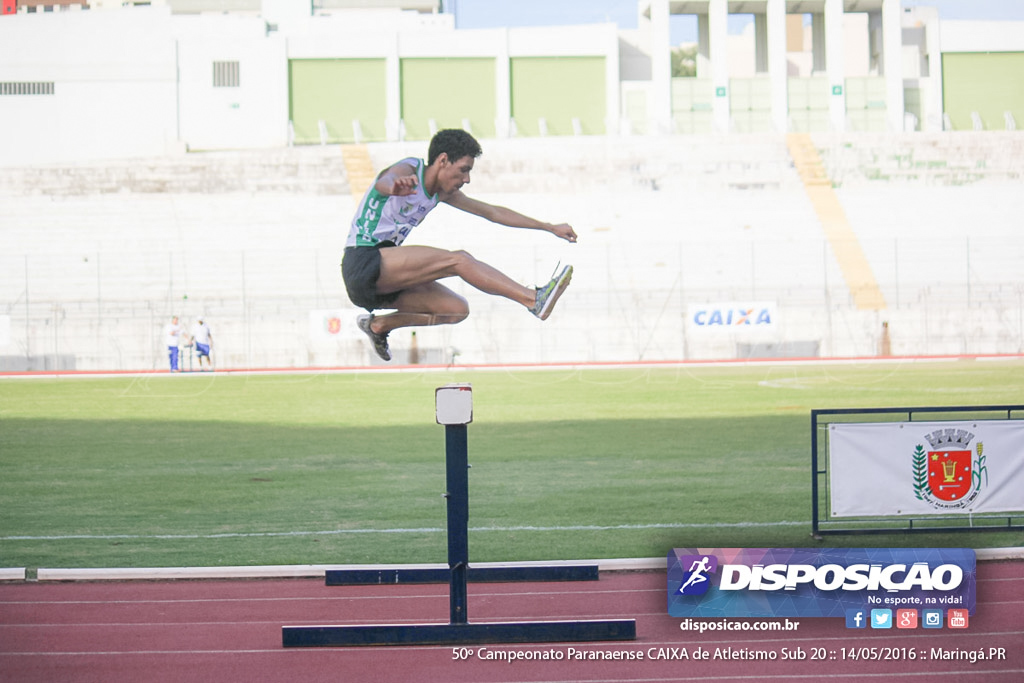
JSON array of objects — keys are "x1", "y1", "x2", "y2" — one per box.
[
  {"x1": 448, "y1": 249, "x2": 479, "y2": 273},
  {"x1": 447, "y1": 296, "x2": 471, "y2": 322},
  {"x1": 434, "y1": 294, "x2": 469, "y2": 324}
]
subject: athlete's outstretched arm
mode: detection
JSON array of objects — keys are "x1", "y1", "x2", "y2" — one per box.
[{"x1": 445, "y1": 191, "x2": 578, "y2": 243}]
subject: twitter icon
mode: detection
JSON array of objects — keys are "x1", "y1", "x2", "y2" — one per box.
[{"x1": 870, "y1": 609, "x2": 893, "y2": 629}]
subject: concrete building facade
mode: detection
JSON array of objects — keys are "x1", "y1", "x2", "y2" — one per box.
[{"x1": 1, "y1": 1, "x2": 1022, "y2": 166}]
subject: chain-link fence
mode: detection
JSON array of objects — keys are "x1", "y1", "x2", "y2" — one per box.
[{"x1": 3, "y1": 233, "x2": 1021, "y2": 371}]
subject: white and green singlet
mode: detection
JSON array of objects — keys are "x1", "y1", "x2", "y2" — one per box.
[{"x1": 346, "y1": 157, "x2": 440, "y2": 248}]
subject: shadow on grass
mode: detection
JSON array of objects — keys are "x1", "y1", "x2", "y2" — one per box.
[{"x1": 3, "y1": 415, "x2": 1019, "y2": 568}]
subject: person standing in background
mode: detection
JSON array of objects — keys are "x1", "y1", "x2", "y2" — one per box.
[
  {"x1": 192, "y1": 317, "x2": 214, "y2": 371},
  {"x1": 163, "y1": 316, "x2": 183, "y2": 372}
]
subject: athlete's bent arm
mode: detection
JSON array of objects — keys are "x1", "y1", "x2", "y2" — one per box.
[{"x1": 374, "y1": 162, "x2": 419, "y2": 197}]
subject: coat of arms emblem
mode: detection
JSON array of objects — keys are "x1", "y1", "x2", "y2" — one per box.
[
  {"x1": 927, "y1": 450, "x2": 972, "y2": 501},
  {"x1": 913, "y1": 428, "x2": 987, "y2": 510}
]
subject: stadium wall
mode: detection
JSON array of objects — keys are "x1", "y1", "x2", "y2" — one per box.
[
  {"x1": 176, "y1": 13, "x2": 289, "y2": 151},
  {"x1": 0, "y1": 8, "x2": 181, "y2": 165},
  {"x1": 3, "y1": 5, "x2": 1023, "y2": 167},
  {"x1": 937, "y1": 19, "x2": 1024, "y2": 132},
  {"x1": 0, "y1": 8, "x2": 620, "y2": 165}
]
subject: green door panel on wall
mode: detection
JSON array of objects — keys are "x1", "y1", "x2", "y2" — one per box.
[
  {"x1": 400, "y1": 58, "x2": 496, "y2": 140},
  {"x1": 289, "y1": 59, "x2": 386, "y2": 144},
  {"x1": 729, "y1": 77, "x2": 773, "y2": 133},
  {"x1": 845, "y1": 77, "x2": 887, "y2": 132},
  {"x1": 788, "y1": 77, "x2": 830, "y2": 133},
  {"x1": 511, "y1": 57, "x2": 606, "y2": 136},
  {"x1": 943, "y1": 52, "x2": 1024, "y2": 131},
  {"x1": 671, "y1": 78, "x2": 713, "y2": 134}
]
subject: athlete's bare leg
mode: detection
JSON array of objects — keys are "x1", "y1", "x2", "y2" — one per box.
[
  {"x1": 376, "y1": 245, "x2": 535, "y2": 308},
  {"x1": 368, "y1": 281, "x2": 469, "y2": 335}
]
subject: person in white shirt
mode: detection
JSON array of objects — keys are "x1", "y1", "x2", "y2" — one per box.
[
  {"x1": 162, "y1": 316, "x2": 184, "y2": 372},
  {"x1": 192, "y1": 317, "x2": 214, "y2": 371}
]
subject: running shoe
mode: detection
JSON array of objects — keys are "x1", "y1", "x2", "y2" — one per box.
[
  {"x1": 530, "y1": 264, "x2": 573, "y2": 320},
  {"x1": 357, "y1": 314, "x2": 391, "y2": 361}
]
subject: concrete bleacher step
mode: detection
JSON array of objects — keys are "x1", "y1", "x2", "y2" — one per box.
[
  {"x1": 340, "y1": 144, "x2": 377, "y2": 198},
  {"x1": 361, "y1": 135, "x2": 802, "y2": 194},
  {"x1": 814, "y1": 132, "x2": 1024, "y2": 186},
  {"x1": 0, "y1": 148, "x2": 352, "y2": 197},
  {"x1": 3, "y1": 133, "x2": 1020, "y2": 200}
]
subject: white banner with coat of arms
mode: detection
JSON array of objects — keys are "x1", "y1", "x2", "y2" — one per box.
[
  {"x1": 308, "y1": 309, "x2": 361, "y2": 344},
  {"x1": 829, "y1": 421, "x2": 1024, "y2": 517}
]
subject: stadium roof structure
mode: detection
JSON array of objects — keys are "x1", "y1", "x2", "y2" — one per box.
[
  {"x1": 652, "y1": 0, "x2": 886, "y2": 16},
  {"x1": 161, "y1": 0, "x2": 440, "y2": 14}
]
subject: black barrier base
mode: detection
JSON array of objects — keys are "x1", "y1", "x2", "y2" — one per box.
[
  {"x1": 326, "y1": 564, "x2": 599, "y2": 585},
  {"x1": 283, "y1": 619, "x2": 637, "y2": 648}
]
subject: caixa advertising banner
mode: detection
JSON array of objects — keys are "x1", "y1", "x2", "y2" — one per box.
[
  {"x1": 668, "y1": 548, "x2": 975, "y2": 619},
  {"x1": 686, "y1": 302, "x2": 777, "y2": 332}
]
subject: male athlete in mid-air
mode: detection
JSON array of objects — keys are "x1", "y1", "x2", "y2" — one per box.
[{"x1": 342, "y1": 129, "x2": 576, "y2": 361}]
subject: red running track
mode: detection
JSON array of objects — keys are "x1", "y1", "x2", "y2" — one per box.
[{"x1": 1, "y1": 562, "x2": 1022, "y2": 683}]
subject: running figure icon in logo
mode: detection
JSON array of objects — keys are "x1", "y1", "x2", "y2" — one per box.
[{"x1": 677, "y1": 555, "x2": 718, "y2": 596}]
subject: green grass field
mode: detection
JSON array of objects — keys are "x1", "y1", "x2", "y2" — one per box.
[{"x1": 1, "y1": 360, "x2": 1022, "y2": 571}]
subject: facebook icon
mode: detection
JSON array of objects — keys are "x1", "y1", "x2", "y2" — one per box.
[{"x1": 845, "y1": 609, "x2": 867, "y2": 629}]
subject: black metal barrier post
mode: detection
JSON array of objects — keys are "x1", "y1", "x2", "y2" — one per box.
[
  {"x1": 446, "y1": 422, "x2": 469, "y2": 625},
  {"x1": 282, "y1": 384, "x2": 636, "y2": 648}
]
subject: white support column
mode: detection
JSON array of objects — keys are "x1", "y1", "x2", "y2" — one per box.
[
  {"x1": 697, "y1": 14, "x2": 710, "y2": 78},
  {"x1": 923, "y1": 8, "x2": 943, "y2": 132},
  {"x1": 495, "y1": 29, "x2": 511, "y2": 138},
  {"x1": 649, "y1": 0, "x2": 673, "y2": 134},
  {"x1": 709, "y1": 0, "x2": 730, "y2": 134},
  {"x1": 604, "y1": 23, "x2": 621, "y2": 136},
  {"x1": 882, "y1": 0, "x2": 905, "y2": 132},
  {"x1": 385, "y1": 33, "x2": 401, "y2": 141},
  {"x1": 824, "y1": 0, "x2": 845, "y2": 132},
  {"x1": 767, "y1": 0, "x2": 788, "y2": 133},
  {"x1": 812, "y1": 13, "x2": 826, "y2": 73},
  {"x1": 868, "y1": 11, "x2": 883, "y2": 74},
  {"x1": 754, "y1": 13, "x2": 768, "y2": 74}
]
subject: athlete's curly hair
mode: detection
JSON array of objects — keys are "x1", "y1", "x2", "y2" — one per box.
[{"x1": 428, "y1": 129, "x2": 482, "y2": 166}]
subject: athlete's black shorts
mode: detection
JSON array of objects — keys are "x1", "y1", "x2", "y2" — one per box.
[{"x1": 341, "y1": 242, "x2": 401, "y2": 312}]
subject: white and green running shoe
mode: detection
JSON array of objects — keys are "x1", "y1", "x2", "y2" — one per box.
[
  {"x1": 356, "y1": 314, "x2": 392, "y2": 361},
  {"x1": 530, "y1": 264, "x2": 573, "y2": 320}
]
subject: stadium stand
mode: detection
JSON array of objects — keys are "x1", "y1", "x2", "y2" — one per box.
[{"x1": 2, "y1": 133, "x2": 1022, "y2": 370}]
